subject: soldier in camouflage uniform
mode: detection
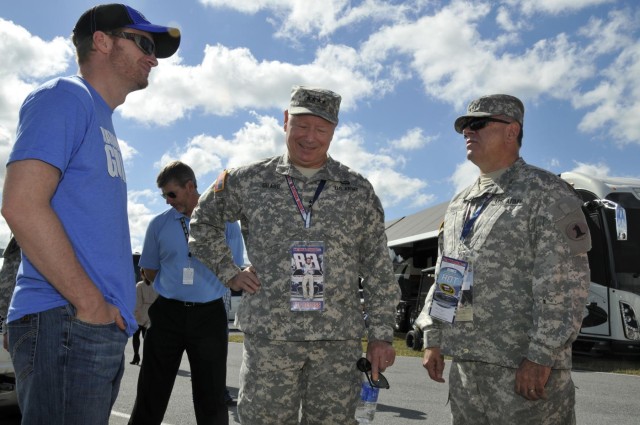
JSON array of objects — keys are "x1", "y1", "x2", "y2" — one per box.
[
  {"x1": 416, "y1": 94, "x2": 591, "y2": 425},
  {"x1": 0, "y1": 237, "x2": 20, "y2": 349},
  {"x1": 189, "y1": 86, "x2": 400, "y2": 425}
]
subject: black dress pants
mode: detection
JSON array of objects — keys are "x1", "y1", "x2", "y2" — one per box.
[{"x1": 129, "y1": 296, "x2": 229, "y2": 425}]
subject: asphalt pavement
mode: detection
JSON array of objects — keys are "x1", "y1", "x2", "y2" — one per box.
[{"x1": 1, "y1": 333, "x2": 639, "y2": 424}]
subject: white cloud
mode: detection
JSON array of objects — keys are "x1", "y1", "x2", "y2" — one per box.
[
  {"x1": 0, "y1": 19, "x2": 73, "y2": 186},
  {"x1": 513, "y1": 0, "x2": 614, "y2": 15},
  {"x1": 123, "y1": 1, "x2": 640, "y2": 150},
  {"x1": 569, "y1": 161, "x2": 611, "y2": 179},
  {"x1": 0, "y1": 18, "x2": 73, "y2": 79},
  {"x1": 329, "y1": 123, "x2": 433, "y2": 209},
  {"x1": 157, "y1": 113, "x2": 285, "y2": 186},
  {"x1": 360, "y1": 2, "x2": 596, "y2": 110},
  {"x1": 118, "y1": 139, "x2": 138, "y2": 163},
  {"x1": 390, "y1": 127, "x2": 432, "y2": 151},
  {"x1": 127, "y1": 189, "x2": 160, "y2": 253},
  {"x1": 120, "y1": 43, "x2": 378, "y2": 125},
  {"x1": 572, "y1": 9, "x2": 640, "y2": 145},
  {"x1": 450, "y1": 160, "x2": 479, "y2": 194},
  {"x1": 199, "y1": 0, "x2": 416, "y2": 38}
]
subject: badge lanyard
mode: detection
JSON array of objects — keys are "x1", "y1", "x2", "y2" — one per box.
[
  {"x1": 460, "y1": 194, "x2": 494, "y2": 242},
  {"x1": 286, "y1": 176, "x2": 326, "y2": 228},
  {"x1": 179, "y1": 217, "x2": 192, "y2": 260},
  {"x1": 179, "y1": 217, "x2": 195, "y2": 285}
]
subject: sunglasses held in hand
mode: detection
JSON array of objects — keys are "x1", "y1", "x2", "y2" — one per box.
[{"x1": 357, "y1": 357, "x2": 390, "y2": 389}]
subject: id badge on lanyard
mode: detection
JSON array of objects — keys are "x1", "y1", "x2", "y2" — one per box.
[
  {"x1": 180, "y1": 217, "x2": 195, "y2": 285},
  {"x1": 290, "y1": 242, "x2": 325, "y2": 311},
  {"x1": 434, "y1": 195, "x2": 493, "y2": 323},
  {"x1": 428, "y1": 256, "x2": 468, "y2": 323},
  {"x1": 429, "y1": 251, "x2": 477, "y2": 324}
]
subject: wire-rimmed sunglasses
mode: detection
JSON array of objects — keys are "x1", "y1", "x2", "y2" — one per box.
[
  {"x1": 161, "y1": 191, "x2": 177, "y2": 200},
  {"x1": 356, "y1": 357, "x2": 390, "y2": 389},
  {"x1": 108, "y1": 31, "x2": 156, "y2": 56},
  {"x1": 464, "y1": 117, "x2": 511, "y2": 131}
]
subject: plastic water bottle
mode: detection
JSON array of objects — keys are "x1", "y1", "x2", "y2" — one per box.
[{"x1": 355, "y1": 379, "x2": 379, "y2": 424}]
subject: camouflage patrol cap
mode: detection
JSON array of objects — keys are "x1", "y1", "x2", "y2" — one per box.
[
  {"x1": 289, "y1": 86, "x2": 341, "y2": 125},
  {"x1": 454, "y1": 94, "x2": 524, "y2": 133}
]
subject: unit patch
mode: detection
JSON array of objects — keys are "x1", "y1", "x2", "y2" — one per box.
[{"x1": 213, "y1": 170, "x2": 228, "y2": 193}]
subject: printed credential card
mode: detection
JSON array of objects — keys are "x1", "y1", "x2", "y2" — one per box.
[
  {"x1": 428, "y1": 256, "x2": 468, "y2": 324},
  {"x1": 290, "y1": 242, "x2": 324, "y2": 311}
]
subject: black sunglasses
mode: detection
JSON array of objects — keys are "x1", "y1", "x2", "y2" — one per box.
[
  {"x1": 161, "y1": 191, "x2": 177, "y2": 200},
  {"x1": 465, "y1": 117, "x2": 511, "y2": 131},
  {"x1": 356, "y1": 357, "x2": 390, "y2": 389},
  {"x1": 108, "y1": 31, "x2": 156, "y2": 56}
]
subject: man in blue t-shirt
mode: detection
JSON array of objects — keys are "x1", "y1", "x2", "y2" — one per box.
[
  {"x1": 0, "y1": 4, "x2": 180, "y2": 425},
  {"x1": 129, "y1": 161, "x2": 244, "y2": 425}
]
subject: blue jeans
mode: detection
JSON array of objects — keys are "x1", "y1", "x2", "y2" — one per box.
[{"x1": 8, "y1": 304, "x2": 128, "y2": 425}]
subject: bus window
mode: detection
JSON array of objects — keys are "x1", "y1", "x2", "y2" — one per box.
[
  {"x1": 584, "y1": 205, "x2": 610, "y2": 287},
  {"x1": 605, "y1": 193, "x2": 640, "y2": 295}
]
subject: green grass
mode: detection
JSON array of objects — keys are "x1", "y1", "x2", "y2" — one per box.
[{"x1": 229, "y1": 332, "x2": 640, "y2": 375}]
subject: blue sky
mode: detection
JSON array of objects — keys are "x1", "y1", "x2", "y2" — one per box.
[{"x1": 1, "y1": 0, "x2": 639, "y2": 251}]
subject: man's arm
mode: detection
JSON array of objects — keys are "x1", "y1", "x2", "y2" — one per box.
[
  {"x1": 516, "y1": 194, "x2": 590, "y2": 399},
  {"x1": 1, "y1": 160, "x2": 124, "y2": 328},
  {"x1": 224, "y1": 221, "x2": 245, "y2": 267},
  {"x1": 191, "y1": 175, "x2": 259, "y2": 293},
  {"x1": 142, "y1": 268, "x2": 158, "y2": 283}
]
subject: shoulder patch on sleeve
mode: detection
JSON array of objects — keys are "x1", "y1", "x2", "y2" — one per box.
[
  {"x1": 213, "y1": 170, "x2": 229, "y2": 193},
  {"x1": 550, "y1": 196, "x2": 591, "y2": 255}
]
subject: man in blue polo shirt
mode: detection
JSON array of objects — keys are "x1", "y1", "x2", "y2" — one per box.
[{"x1": 129, "y1": 161, "x2": 243, "y2": 425}]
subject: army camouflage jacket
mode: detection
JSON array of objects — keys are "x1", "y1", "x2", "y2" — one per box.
[
  {"x1": 0, "y1": 237, "x2": 20, "y2": 334},
  {"x1": 189, "y1": 155, "x2": 399, "y2": 342},
  {"x1": 418, "y1": 158, "x2": 591, "y2": 369}
]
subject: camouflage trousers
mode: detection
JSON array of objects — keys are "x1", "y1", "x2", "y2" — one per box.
[
  {"x1": 448, "y1": 360, "x2": 576, "y2": 425},
  {"x1": 237, "y1": 335, "x2": 362, "y2": 425}
]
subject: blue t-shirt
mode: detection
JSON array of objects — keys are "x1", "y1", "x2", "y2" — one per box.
[
  {"x1": 139, "y1": 208, "x2": 244, "y2": 302},
  {"x1": 7, "y1": 76, "x2": 136, "y2": 335}
]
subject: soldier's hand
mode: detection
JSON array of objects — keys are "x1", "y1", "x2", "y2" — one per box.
[
  {"x1": 423, "y1": 347, "x2": 446, "y2": 383},
  {"x1": 367, "y1": 340, "x2": 395, "y2": 381},
  {"x1": 515, "y1": 358, "x2": 550, "y2": 400},
  {"x1": 228, "y1": 267, "x2": 261, "y2": 294}
]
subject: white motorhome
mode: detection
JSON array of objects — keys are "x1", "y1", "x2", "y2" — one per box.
[
  {"x1": 561, "y1": 172, "x2": 640, "y2": 354},
  {"x1": 388, "y1": 172, "x2": 640, "y2": 355}
]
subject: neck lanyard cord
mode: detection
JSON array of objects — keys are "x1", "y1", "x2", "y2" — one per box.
[
  {"x1": 286, "y1": 176, "x2": 326, "y2": 228},
  {"x1": 460, "y1": 194, "x2": 493, "y2": 242},
  {"x1": 179, "y1": 217, "x2": 192, "y2": 257}
]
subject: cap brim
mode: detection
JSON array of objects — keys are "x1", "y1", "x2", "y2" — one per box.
[
  {"x1": 454, "y1": 112, "x2": 492, "y2": 133},
  {"x1": 289, "y1": 106, "x2": 338, "y2": 125},
  {"x1": 127, "y1": 24, "x2": 181, "y2": 58}
]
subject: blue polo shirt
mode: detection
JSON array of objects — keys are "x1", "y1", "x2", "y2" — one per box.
[{"x1": 139, "y1": 207, "x2": 243, "y2": 302}]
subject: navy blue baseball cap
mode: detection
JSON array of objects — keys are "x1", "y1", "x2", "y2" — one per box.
[{"x1": 73, "y1": 3, "x2": 181, "y2": 58}]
